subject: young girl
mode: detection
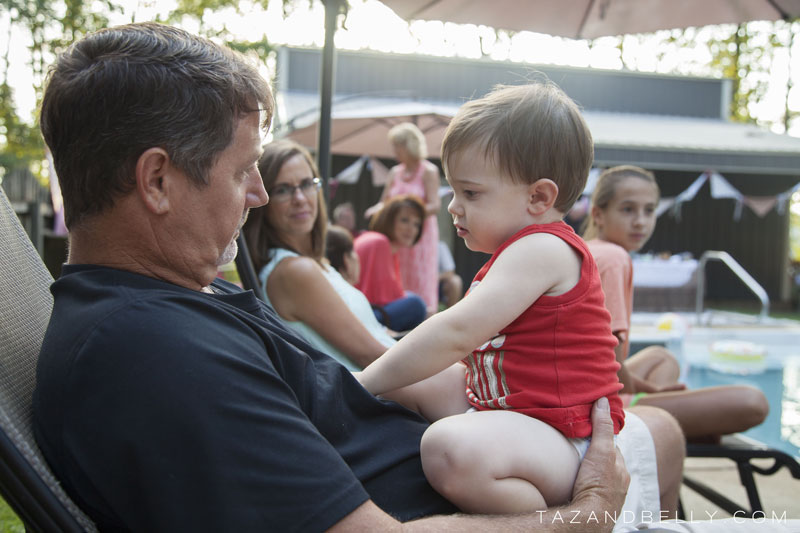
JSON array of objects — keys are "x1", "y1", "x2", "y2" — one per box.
[
  {"x1": 354, "y1": 195, "x2": 428, "y2": 332},
  {"x1": 357, "y1": 82, "x2": 626, "y2": 514},
  {"x1": 584, "y1": 165, "x2": 769, "y2": 441}
]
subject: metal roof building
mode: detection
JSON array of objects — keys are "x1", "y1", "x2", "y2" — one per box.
[{"x1": 275, "y1": 46, "x2": 800, "y2": 304}]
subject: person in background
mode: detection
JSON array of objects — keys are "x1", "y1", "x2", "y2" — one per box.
[
  {"x1": 326, "y1": 224, "x2": 361, "y2": 286},
  {"x1": 437, "y1": 240, "x2": 463, "y2": 309},
  {"x1": 243, "y1": 140, "x2": 395, "y2": 370},
  {"x1": 584, "y1": 165, "x2": 769, "y2": 441},
  {"x1": 366, "y1": 123, "x2": 441, "y2": 314},
  {"x1": 332, "y1": 201, "x2": 360, "y2": 236},
  {"x1": 355, "y1": 195, "x2": 428, "y2": 331}
]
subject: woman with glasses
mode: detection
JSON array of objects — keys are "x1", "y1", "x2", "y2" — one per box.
[{"x1": 243, "y1": 140, "x2": 396, "y2": 370}]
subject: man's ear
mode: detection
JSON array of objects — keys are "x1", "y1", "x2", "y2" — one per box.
[
  {"x1": 136, "y1": 147, "x2": 172, "y2": 215},
  {"x1": 527, "y1": 179, "x2": 559, "y2": 216}
]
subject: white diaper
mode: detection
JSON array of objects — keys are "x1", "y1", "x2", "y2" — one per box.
[{"x1": 568, "y1": 436, "x2": 591, "y2": 460}]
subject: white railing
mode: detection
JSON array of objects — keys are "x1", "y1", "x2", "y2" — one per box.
[{"x1": 695, "y1": 251, "x2": 770, "y2": 324}]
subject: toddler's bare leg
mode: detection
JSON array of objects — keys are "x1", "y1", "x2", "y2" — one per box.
[{"x1": 420, "y1": 410, "x2": 581, "y2": 513}]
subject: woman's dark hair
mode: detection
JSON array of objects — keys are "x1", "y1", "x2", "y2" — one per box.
[
  {"x1": 325, "y1": 225, "x2": 354, "y2": 273},
  {"x1": 369, "y1": 194, "x2": 426, "y2": 245},
  {"x1": 243, "y1": 140, "x2": 328, "y2": 272}
]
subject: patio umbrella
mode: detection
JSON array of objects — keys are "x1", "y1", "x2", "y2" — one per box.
[
  {"x1": 282, "y1": 97, "x2": 458, "y2": 159},
  {"x1": 314, "y1": 0, "x2": 800, "y2": 177},
  {"x1": 378, "y1": 0, "x2": 800, "y2": 39}
]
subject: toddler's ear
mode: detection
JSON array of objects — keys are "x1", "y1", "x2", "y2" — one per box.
[{"x1": 527, "y1": 179, "x2": 559, "y2": 216}]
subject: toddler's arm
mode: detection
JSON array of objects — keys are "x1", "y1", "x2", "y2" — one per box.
[{"x1": 357, "y1": 232, "x2": 581, "y2": 395}]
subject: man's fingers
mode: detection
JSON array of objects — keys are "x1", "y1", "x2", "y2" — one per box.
[
  {"x1": 589, "y1": 396, "x2": 614, "y2": 448},
  {"x1": 571, "y1": 397, "x2": 630, "y2": 507}
]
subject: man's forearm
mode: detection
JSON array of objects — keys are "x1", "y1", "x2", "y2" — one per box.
[{"x1": 403, "y1": 496, "x2": 617, "y2": 533}]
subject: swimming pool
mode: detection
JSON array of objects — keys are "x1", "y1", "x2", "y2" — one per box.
[{"x1": 630, "y1": 311, "x2": 800, "y2": 459}]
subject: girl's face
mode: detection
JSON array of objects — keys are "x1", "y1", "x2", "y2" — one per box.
[
  {"x1": 592, "y1": 176, "x2": 659, "y2": 252},
  {"x1": 391, "y1": 205, "x2": 422, "y2": 248}
]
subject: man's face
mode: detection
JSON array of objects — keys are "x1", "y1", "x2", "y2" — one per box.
[{"x1": 169, "y1": 112, "x2": 267, "y2": 286}]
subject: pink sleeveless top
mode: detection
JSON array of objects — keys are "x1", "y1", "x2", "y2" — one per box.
[{"x1": 388, "y1": 162, "x2": 439, "y2": 311}]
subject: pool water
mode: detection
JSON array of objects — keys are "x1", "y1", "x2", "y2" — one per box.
[{"x1": 630, "y1": 311, "x2": 800, "y2": 459}]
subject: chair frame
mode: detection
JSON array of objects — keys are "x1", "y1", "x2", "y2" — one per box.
[
  {"x1": 0, "y1": 429, "x2": 87, "y2": 532},
  {"x1": 681, "y1": 434, "x2": 800, "y2": 518}
]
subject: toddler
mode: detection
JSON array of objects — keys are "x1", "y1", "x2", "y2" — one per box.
[{"x1": 357, "y1": 82, "x2": 624, "y2": 513}]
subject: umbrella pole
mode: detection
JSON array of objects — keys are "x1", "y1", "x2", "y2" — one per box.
[{"x1": 318, "y1": 0, "x2": 341, "y2": 195}]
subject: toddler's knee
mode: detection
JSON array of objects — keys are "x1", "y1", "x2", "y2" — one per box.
[{"x1": 420, "y1": 427, "x2": 475, "y2": 500}]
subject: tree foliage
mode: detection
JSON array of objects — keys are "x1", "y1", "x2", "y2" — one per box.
[
  {"x1": 0, "y1": 0, "x2": 121, "y2": 183},
  {"x1": 0, "y1": 0, "x2": 294, "y2": 186}
]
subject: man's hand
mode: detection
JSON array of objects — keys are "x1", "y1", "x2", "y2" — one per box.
[{"x1": 571, "y1": 398, "x2": 630, "y2": 517}]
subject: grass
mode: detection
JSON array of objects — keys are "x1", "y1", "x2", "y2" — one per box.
[{"x1": 0, "y1": 499, "x2": 23, "y2": 533}]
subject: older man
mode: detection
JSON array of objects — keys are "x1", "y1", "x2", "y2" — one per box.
[{"x1": 32, "y1": 22, "x2": 687, "y2": 532}]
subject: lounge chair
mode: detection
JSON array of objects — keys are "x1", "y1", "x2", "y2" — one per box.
[
  {"x1": 235, "y1": 234, "x2": 266, "y2": 302},
  {"x1": 0, "y1": 187, "x2": 97, "y2": 532},
  {"x1": 682, "y1": 433, "x2": 800, "y2": 518}
]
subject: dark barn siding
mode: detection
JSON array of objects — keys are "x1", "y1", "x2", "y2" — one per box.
[{"x1": 645, "y1": 170, "x2": 795, "y2": 302}]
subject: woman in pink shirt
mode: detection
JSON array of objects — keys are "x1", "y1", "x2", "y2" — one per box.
[{"x1": 355, "y1": 195, "x2": 428, "y2": 331}]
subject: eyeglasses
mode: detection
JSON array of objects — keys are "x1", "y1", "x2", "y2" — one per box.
[{"x1": 268, "y1": 177, "x2": 321, "y2": 203}]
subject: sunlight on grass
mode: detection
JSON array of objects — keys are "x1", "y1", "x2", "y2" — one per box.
[{"x1": 0, "y1": 498, "x2": 24, "y2": 533}]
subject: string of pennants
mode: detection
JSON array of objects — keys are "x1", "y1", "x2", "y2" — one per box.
[
  {"x1": 334, "y1": 157, "x2": 800, "y2": 222},
  {"x1": 579, "y1": 169, "x2": 800, "y2": 222},
  {"x1": 655, "y1": 171, "x2": 799, "y2": 222}
]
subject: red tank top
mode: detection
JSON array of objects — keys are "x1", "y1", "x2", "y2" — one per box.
[{"x1": 463, "y1": 222, "x2": 624, "y2": 438}]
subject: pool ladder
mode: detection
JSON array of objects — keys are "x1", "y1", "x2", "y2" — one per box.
[{"x1": 695, "y1": 250, "x2": 770, "y2": 324}]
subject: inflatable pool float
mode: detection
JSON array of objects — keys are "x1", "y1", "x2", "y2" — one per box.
[{"x1": 708, "y1": 340, "x2": 766, "y2": 374}]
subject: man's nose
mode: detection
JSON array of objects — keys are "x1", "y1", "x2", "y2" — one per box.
[{"x1": 247, "y1": 170, "x2": 268, "y2": 207}]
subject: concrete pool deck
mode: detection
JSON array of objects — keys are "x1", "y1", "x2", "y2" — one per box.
[{"x1": 680, "y1": 456, "x2": 800, "y2": 520}]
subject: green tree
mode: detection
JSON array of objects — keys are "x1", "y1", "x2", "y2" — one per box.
[
  {"x1": 0, "y1": 0, "x2": 305, "y2": 186},
  {"x1": 0, "y1": 0, "x2": 121, "y2": 184}
]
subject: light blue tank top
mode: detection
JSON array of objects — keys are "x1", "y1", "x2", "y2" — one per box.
[{"x1": 259, "y1": 248, "x2": 396, "y2": 370}]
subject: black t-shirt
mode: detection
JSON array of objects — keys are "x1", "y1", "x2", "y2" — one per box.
[{"x1": 33, "y1": 265, "x2": 455, "y2": 532}]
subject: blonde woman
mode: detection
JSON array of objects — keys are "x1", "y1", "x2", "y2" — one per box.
[{"x1": 366, "y1": 123, "x2": 441, "y2": 314}]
